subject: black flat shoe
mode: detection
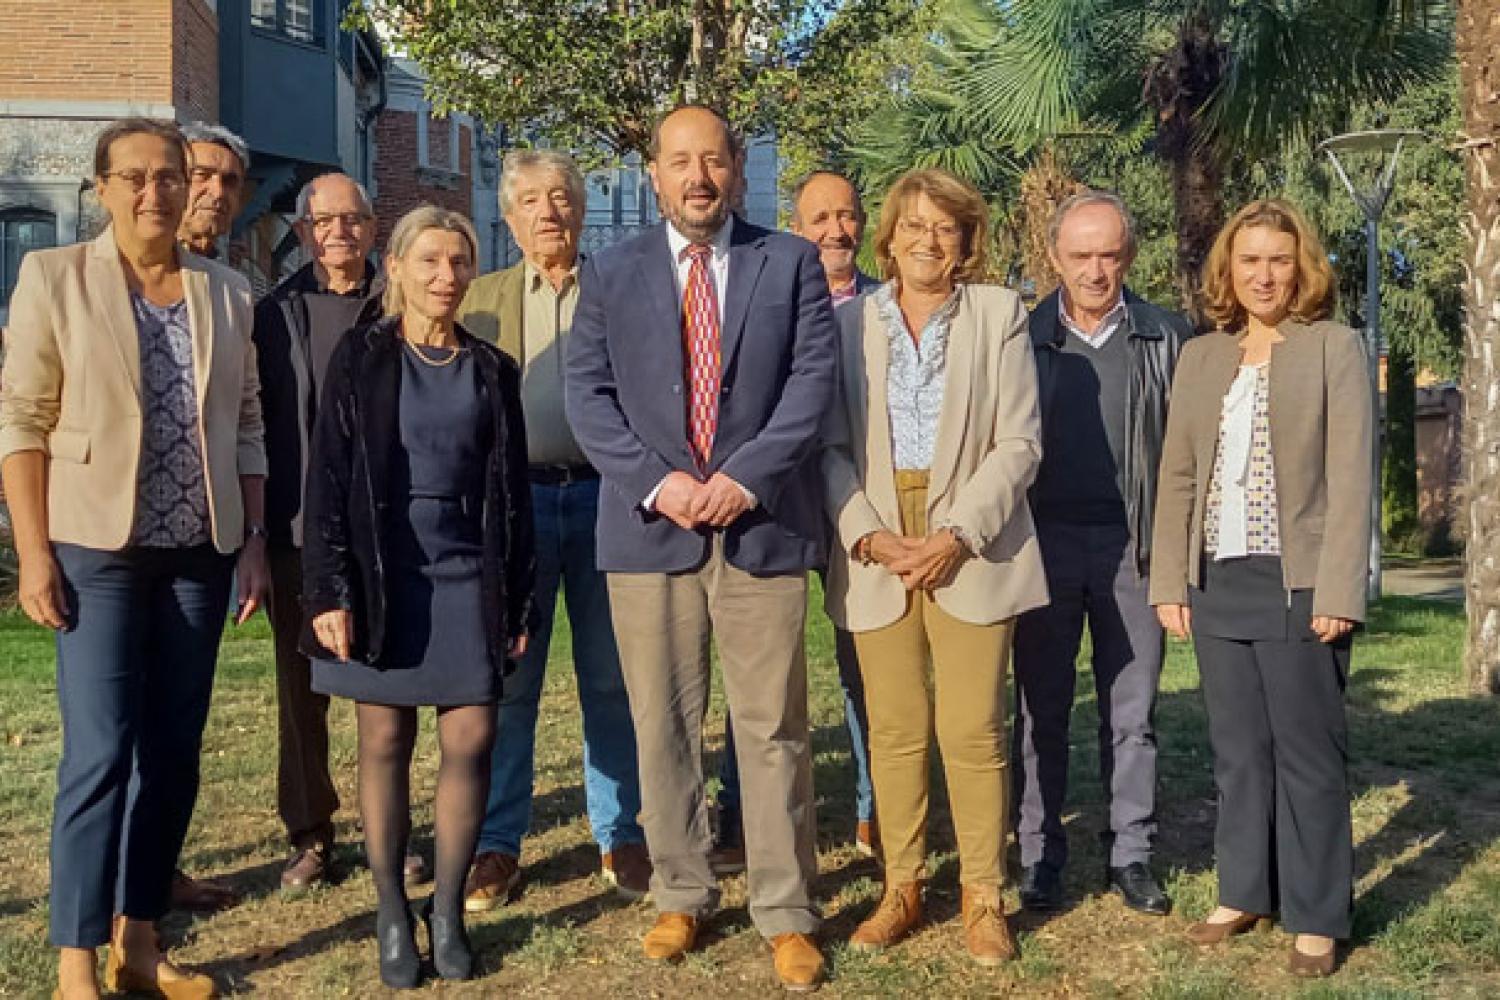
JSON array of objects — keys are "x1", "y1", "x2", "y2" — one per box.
[
  {"x1": 377, "y1": 904, "x2": 422, "y2": 989},
  {"x1": 1019, "y1": 862, "x2": 1064, "y2": 912},
  {"x1": 1106, "y1": 862, "x2": 1171, "y2": 916},
  {"x1": 422, "y1": 898, "x2": 476, "y2": 980}
]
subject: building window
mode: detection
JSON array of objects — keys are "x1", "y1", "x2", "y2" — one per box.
[
  {"x1": 1, "y1": 209, "x2": 56, "y2": 307},
  {"x1": 251, "y1": 0, "x2": 319, "y2": 46}
]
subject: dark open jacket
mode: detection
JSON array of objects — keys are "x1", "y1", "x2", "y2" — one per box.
[
  {"x1": 299, "y1": 317, "x2": 535, "y2": 671},
  {"x1": 253, "y1": 261, "x2": 384, "y2": 548},
  {"x1": 1028, "y1": 288, "x2": 1194, "y2": 573}
]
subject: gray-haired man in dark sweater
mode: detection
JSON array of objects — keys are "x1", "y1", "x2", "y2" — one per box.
[{"x1": 1014, "y1": 191, "x2": 1193, "y2": 915}]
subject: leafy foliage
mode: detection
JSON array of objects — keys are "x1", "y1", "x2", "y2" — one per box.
[{"x1": 349, "y1": 0, "x2": 925, "y2": 166}]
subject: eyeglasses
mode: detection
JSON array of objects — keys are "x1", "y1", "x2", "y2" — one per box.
[
  {"x1": 103, "y1": 169, "x2": 187, "y2": 193},
  {"x1": 306, "y1": 212, "x2": 372, "y2": 231},
  {"x1": 897, "y1": 217, "x2": 963, "y2": 242}
]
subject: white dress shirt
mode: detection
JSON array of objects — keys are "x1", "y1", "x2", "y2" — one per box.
[
  {"x1": 665, "y1": 217, "x2": 732, "y2": 324},
  {"x1": 1059, "y1": 292, "x2": 1128, "y2": 349},
  {"x1": 645, "y1": 215, "x2": 754, "y2": 510}
]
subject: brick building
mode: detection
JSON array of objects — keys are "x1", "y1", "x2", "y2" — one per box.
[{"x1": 0, "y1": 0, "x2": 384, "y2": 317}]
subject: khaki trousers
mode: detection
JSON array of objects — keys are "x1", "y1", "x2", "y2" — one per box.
[
  {"x1": 607, "y1": 537, "x2": 819, "y2": 937},
  {"x1": 852, "y1": 471, "x2": 1014, "y2": 886}
]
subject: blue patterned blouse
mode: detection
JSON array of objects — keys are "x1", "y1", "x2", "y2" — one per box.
[
  {"x1": 129, "y1": 293, "x2": 211, "y2": 548},
  {"x1": 875, "y1": 281, "x2": 960, "y2": 471}
]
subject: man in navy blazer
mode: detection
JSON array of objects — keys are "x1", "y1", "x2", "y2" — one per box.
[{"x1": 565, "y1": 104, "x2": 836, "y2": 990}]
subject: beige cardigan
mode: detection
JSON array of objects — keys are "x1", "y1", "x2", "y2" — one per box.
[
  {"x1": 0, "y1": 227, "x2": 266, "y2": 553},
  {"x1": 1147, "y1": 320, "x2": 1373, "y2": 621},
  {"x1": 821, "y1": 283, "x2": 1049, "y2": 632}
]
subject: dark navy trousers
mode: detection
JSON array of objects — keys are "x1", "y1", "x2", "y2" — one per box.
[{"x1": 49, "y1": 542, "x2": 232, "y2": 947}]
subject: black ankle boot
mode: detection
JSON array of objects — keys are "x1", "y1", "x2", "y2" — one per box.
[
  {"x1": 376, "y1": 903, "x2": 422, "y2": 989},
  {"x1": 422, "y1": 898, "x2": 476, "y2": 980}
]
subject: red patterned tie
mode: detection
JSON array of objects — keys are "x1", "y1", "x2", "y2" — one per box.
[{"x1": 681, "y1": 243, "x2": 721, "y2": 470}]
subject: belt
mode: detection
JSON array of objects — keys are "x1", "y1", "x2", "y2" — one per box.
[{"x1": 528, "y1": 463, "x2": 599, "y2": 485}]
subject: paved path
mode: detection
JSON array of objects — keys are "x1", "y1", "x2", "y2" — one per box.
[{"x1": 1382, "y1": 559, "x2": 1464, "y2": 603}]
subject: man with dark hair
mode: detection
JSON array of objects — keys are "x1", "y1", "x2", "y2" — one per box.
[
  {"x1": 1013, "y1": 190, "x2": 1192, "y2": 916},
  {"x1": 566, "y1": 104, "x2": 836, "y2": 990},
  {"x1": 177, "y1": 122, "x2": 250, "y2": 260}
]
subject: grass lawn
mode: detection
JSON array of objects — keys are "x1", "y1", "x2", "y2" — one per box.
[{"x1": 1, "y1": 590, "x2": 1497, "y2": 997}]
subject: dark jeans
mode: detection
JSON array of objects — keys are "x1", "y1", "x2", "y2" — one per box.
[
  {"x1": 718, "y1": 625, "x2": 873, "y2": 825},
  {"x1": 49, "y1": 542, "x2": 233, "y2": 947},
  {"x1": 267, "y1": 544, "x2": 339, "y2": 850},
  {"x1": 1012, "y1": 520, "x2": 1163, "y2": 869},
  {"x1": 480, "y1": 478, "x2": 643, "y2": 856}
]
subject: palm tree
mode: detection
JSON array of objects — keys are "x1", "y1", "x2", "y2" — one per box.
[
  {"x1": 1456, "y1": 0, "x2": 1500, "y2": 693},
  {"x1": 863, "y1": 0, "x2": 1449, "y2": 307}
]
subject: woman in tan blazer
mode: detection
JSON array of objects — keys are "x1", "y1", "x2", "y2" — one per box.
[
  {"x1": 0, "y1": 118, "x2": 267, "y2": 1000},
  {"x1": 1149, "y1": 199, "x2": 1372, "y2": 978},
  {"x1": 822, "y1": 168, "x2": 1047, "y2": 966}
]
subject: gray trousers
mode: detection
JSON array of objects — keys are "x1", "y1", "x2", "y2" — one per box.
[
  {"x1": 1012, "y1": 520, "x2": 1162, "y2": 869},
  {"x1": 606, "y1": 538, "x2": 819, "y2": 937}
]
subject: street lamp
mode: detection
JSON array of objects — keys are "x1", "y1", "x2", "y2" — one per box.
[{"x1": 1318, "y1": 128, "x2": 1423, "y2": 602}]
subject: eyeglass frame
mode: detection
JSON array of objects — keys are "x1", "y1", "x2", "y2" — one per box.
[{"x1": 101, "y1": 169, "x2": 189, "y2": 193}]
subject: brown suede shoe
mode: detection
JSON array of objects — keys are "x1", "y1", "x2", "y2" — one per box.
[
  {"x1": 1184, "y1": 911, "x2": 1274, "y2": 946},
  {"x1": 602, "y1": 842, "x2": 652, "y2": 901},
  {"x1": 961, "y1": 885, "x2": 1017, "y2": 966},
  {"x1": 850, "y1": 881, "x2": 922, "y2": 951},
  {"x1": 770, "y1": 933, "x2": 825, "y2": 992},
  {"x1": 464, "y1": 851, "x2": 521, "y2": 912},
  {"x1": 104, "y1": 926, "x2": 217, "y2": 999},
  {"x1": 170, "y1": 871, "x2": 240, "y2": 913},
  {"x1": 642, "y1": 912, "x2": 699, "y2": 962},
  {"x1": 854, "y1": 820, "x2": 879, "y2": 859},
  {"x1": 279, "y1": 846, "x2": 329, "y2": 894}
]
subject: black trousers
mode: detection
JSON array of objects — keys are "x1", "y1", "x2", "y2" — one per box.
[{"x1": 1192, "y1": 556, "x2": 1354, "y2": 938}]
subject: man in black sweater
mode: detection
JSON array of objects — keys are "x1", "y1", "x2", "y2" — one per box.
[{"x1": 1014, "y1": 191, "x2": 1193, "y2": 915}]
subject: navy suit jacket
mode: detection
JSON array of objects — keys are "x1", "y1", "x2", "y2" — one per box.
[{"x1": 565, "y1": 217, "x2": 838, "y2": 574}]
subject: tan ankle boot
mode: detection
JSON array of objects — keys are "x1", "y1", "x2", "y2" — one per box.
[
  {"x1": 850, "y1": 881, "x2": 922, "y2": 951},
  {"x1": 962, "y1": 885, "x2": 1017, "y2": 966}
]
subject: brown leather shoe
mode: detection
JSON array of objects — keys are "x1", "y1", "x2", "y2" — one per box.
[
  {"x1": 770, "y1": 933, "x2": 825, "y2": 992},
  {"x1": 642, "y1": 912, "x2": 698, "y2": 962},
  {"x1": 849, "y1": 881, "x2": 922, "y2": 951},
  {"x1": 1289, "y1": 939, "x2": 1338, "y2": 977},
  {"x1": 855, "y1": 820, "x2": 879, "y2": 859},
  {"x1": 170, "y1": 871, "x2": 240, "y2": 913},
  {"x1": 1185, "y1": 911, "x2": 1274, "y2": 946},
  {"x1": 279, "y1": 846, "x2": 329, "y2": 894},
  {"x1": 602, "y1": 842, "x2": 652, "y2": 901},
  {"x1": 464, "y1": 851, "x2": 521, "y2": 912},
  {"x1": 961, "y1": 885, "x2": 1017, "y2": 966}
]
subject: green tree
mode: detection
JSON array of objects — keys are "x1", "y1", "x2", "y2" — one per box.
[
  {"x1": 867, "y1": 0, "x2": 1449, "y2": 307},
  {"x1": 350, "y1": 0, "x2": 923, "y2": 163}
]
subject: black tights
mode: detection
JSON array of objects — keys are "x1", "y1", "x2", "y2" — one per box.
[{"x1": 356, "y1": 703, "x2": 496, "y2": 920}]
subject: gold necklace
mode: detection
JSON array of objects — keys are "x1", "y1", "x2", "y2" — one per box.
[{"x1": 403, "y1": 337, "x2": 463, "y2": 368}]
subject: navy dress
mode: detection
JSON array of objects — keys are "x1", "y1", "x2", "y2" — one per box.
[{"x1": 313, "y1": 343, "x2": 496, "y2": 706}]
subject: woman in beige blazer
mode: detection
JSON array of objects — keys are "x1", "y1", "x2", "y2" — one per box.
[
  {"x1": 0, "y1": 118, "x2": 267, "y2": 1000},
  {"x1": 1149, "y1": 199, "x2": 1372, "y2": 978},
  {"x1": 822, "y1": 168, "x2": 1047, "y2": 966}
]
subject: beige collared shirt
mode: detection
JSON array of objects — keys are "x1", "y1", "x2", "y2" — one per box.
[{"x1": 520, "y1": 261, "x2": 588, "y2": 466}]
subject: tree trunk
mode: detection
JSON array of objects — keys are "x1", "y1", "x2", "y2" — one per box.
[
  {"x1": 1457, "y1": 0, "x2": 1500, "y2": 694},
  {"x1": 1148, "y1": 9, "x2": 1227, "y2": 317},
  {"x1": 1383, "y1": 345, "x2": 1421, "y2": 550}
]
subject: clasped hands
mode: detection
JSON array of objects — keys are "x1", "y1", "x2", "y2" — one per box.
[
  {"x1": 859, "y1": 528, "x2": 968, "y2": 593},
  {"x1": 653, "y1": 470, "x2": 753, "y2": 531}
]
